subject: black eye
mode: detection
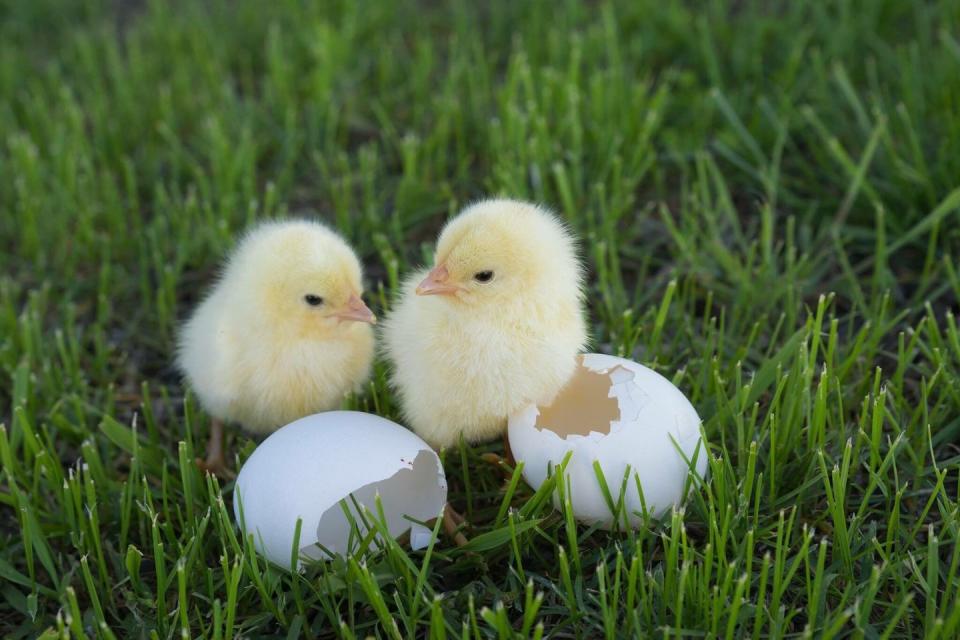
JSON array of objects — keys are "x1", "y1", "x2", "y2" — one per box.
[
  {"x1": 473, "y1": 270, "x2": 494, "y2": 283},
  {"x1": 304, "y1": 294, "x2": 324, "y2": 307}
]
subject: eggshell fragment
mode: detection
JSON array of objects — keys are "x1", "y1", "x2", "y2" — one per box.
[
  {"x1": 508, "y1": 354, "x2": 708, "y2": 528},
  {"x1": 233, "y1": 411, "x2": 447, "y2": 566}
]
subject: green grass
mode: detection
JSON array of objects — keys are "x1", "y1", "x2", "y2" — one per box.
[{"x1": 2, "y1": 0, "x2": 960, "y2": 637}]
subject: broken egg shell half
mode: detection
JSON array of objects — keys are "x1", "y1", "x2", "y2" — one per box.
[
  {"x1": 233, "y1": 411, "x2": 447, "y2": 567},
  {"x1": 508, "y1": 353, "x2": 708, "y2": 528}
]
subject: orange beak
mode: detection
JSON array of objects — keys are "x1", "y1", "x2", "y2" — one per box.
[
  {"x1": 333, "y1": 293, "x2": 376, "y2": 324},
  {"x1": 416, "y1": 265, "x2": 462, "y2": 296}
]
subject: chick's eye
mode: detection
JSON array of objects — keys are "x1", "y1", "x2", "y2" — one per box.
[
  {"x1": 473, "y1": 270, "x2": 494, "y2": 283},
  {"x1": 303, "y1": 294, "x2": 324, "y2": 307}
]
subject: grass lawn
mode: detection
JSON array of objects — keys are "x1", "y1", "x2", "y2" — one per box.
[{"x1": 3, "y1": 0, "x2": 960, "y2": 637}]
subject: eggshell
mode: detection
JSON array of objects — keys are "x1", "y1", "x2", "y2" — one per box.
[
  {"x1": 233, "y1": 411, "x2": 447, "y2": 566},
  {"x1": 508, "y1": 353, "x2": 707, "y2": 528}
]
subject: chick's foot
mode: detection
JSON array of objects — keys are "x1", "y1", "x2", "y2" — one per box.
[
  {"x1": 195, "y1": 454, "x2": 236, "y2": 480},
  {"x1": 480, "y1": 434, "x2": 516, "y2": 477}
]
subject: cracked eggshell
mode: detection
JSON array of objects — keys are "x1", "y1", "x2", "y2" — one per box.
[
  {"x1": 508, "y1": 353, "x2": 707, "y2": 528},
  {"x1": 233, "y1": 411, "x2": 447, "y2": 566}
]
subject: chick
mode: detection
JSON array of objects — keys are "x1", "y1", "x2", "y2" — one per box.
[
  {"x1": 178, "y1": 220, "x2": 376, "y2": 477},
  {"x1": 383, "y1": 198, "x2": 588, "y2": 451}
]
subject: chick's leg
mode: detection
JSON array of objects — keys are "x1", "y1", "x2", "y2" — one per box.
[
  {"x1": 442, "y1": 503, "x2": 469, "y2": 547},
  {"x1": 504, "y1": 433, "x2": 514, "y2": 466},
  {"x1": 195, "y1": 418, "x2": 235, "y2": 479}
]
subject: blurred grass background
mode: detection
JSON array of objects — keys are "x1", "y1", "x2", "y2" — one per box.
[{"x1": 1, "y1": 0, "x2": 960, "y2": 637}]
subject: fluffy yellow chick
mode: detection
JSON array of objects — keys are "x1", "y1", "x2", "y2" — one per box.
[
  {"x1": 383, "y1": 198, "x2": 588, "y2": 451},
  {"x1": 178, "y1": 220, "x2": 376, "y2": 476}
]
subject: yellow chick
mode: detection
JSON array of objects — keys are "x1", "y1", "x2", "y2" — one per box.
[
  {"x1": 178, "y1": 219, "x2": 376, "y2": 476},
  {"x1": 383, "y1": 199, "x2": 588, "y2": 451}
]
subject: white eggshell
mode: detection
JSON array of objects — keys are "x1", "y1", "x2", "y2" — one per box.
[
  {"x1": 508, "y1": 353, "x2": 708, "y2": 528},
  {"x1": 233, "y1": 411, "x2": 447, "y2": 566}
]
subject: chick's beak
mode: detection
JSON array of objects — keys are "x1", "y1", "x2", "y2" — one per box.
[
  {"x1": 334, "y1": 294, "x2": 376, "y2": 324},
  {"x1": 416, "y1": 265, "x2": 462, "y2": 296}
]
